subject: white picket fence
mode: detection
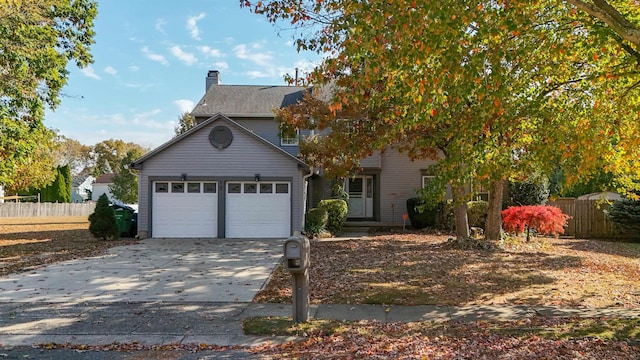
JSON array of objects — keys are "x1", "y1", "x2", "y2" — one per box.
[{"x1": 0, "y1": 203, "x2": 96, "y2": 217}]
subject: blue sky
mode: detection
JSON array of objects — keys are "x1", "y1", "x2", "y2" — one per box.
[{"x1": 45, "y1": 1, "x2": 319, "y2": 149}]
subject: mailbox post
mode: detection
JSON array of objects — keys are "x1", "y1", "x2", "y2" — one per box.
[{"x1": 283, "y1": 236, "x2": 310, "y2": 323}]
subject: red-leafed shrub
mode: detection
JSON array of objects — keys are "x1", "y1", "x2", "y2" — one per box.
[{"x1": 502, "y1": 205, "x2": 570, "y2": 241}]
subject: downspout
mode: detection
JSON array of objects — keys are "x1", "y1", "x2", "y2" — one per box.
[{"x1": 301, "y1": 166, "x2": 317, "y2": 235}]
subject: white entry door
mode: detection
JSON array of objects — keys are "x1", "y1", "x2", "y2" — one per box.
[{"x1": 346, "y1": 176, "x2": 374, "y2": 218}]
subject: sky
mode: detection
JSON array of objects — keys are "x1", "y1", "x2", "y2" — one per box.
[{"x1": 45, "y1": 0, "x2": 320, "y2": 149}]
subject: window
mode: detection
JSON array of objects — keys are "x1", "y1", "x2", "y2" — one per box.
[
  {"x1": 260, "y1": 183, "x2": 273, "y2": 193},
  {"x1": 228, "y1": 183, "x2": 241, "y2": 193},
  {"x1": 422, "y1": 175, "x2": 435, "y2": 189},
  {"x1": 155, "y1": 182, "x2": 168, "y2": 193},
  {"x1": 171, "y1": 183, "x2": 185, "y2": 193},
  {"x1": 276, "y1": 183, "x2": 289, "y2": 194},
  {"x1": 244, "y1": 183, "x2": 257, "y2": 194},
  {"x1": 203, "y1": 183, "x2": 217, "y2": 193},
  {"x1": 280, "y1": 129, "x2": 299, "y2": 146},
  {"x1": 187, "y1": 183, "x2": 201, "y2": 193}
]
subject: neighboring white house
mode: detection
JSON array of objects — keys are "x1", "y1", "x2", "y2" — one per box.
[
  {"x1": 91, "y1": 173, "x2": 115, "y2": 201},
  {"x1": 71, "y1": 175, "x2": 95, "y2": 203},
  {"x1": 0, "y1": 184, "x2": 4, "y2": 204}
]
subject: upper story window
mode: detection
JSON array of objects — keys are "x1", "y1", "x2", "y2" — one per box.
[{"x1": 280, "y1": 128, "x2": 299, "y2": 146}]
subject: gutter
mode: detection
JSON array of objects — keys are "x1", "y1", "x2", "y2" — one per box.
[{"x1": 301, "y1": 166, "x2": 318, "y2": 235}]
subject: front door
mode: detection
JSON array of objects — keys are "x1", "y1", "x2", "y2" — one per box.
[{"x1": 346, "y1": 175, "x2": 374, "y2": 218}]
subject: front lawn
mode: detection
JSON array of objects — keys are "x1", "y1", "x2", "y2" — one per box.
[
  {"x1": 0, "y1": 216, "x2": 136, "y2": 276},
  {"x1": 255, "y1": 233, "x2": 640, "y2": 308}
]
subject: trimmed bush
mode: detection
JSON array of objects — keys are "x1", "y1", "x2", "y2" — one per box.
[
  {"x1": 88, "y1": 194, "x2": 120, "y2": 240},
  {"x1": 467, "y1": 200, "x2": 488, "y2": 229},
  {"x1": 305, "y1": 207, "x2": 328, "y2": 238},
  {"x1": 318, "y1": 199, "x2": 348, "y2": 234},
  {"x1": 406, "y1": 197, "x2": 437, "y2": 229},
  {"x1": 507, "y1": 180, "x2": 549, "y2": 206}
]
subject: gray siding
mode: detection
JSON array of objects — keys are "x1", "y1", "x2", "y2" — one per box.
[
  {"x1": 137, "y1": 117, "x2": 306, "y2": 237},
  {"x1": 377, "y1": 149, "x2": 438, "y2": 225}
]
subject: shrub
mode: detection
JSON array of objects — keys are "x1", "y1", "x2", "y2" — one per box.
[
  {"x1": 305, "y1": 207, "x2": 328, "y2": 238},
  {"x1": 88, "y1": 194, "x2": 120, "y2": 240},
  {"x1": 467, "y1": 200, "x2": 488, "y2": 229},
  {"x1": 318, "y1": 199, "x2": 348, "y2": 233},
  {"x1": 502, "y1": 205, "x2": 570, "y2": 241},
  {"x1": 506, "y1": 179, "x2": 549, "y2": 206},
  {"x1": 406, "y1": 197, "x2": 437, "y2": 229},
  {"x1": 608, "y1": 199, "x2": 640, "y2": 232},
  {"x1": 435, "y1": 200, "x2": 456, "y2": 232}
]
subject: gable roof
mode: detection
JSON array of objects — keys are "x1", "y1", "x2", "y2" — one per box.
[
  {"x1": 130, "y1": 113, "x2": 308, "y2": 169},
  {"x1": 94, "y1": 173, "x2": 114, "y2": 184},
  {"x1": 191, "y1": 85, "x2": 310, "y2": 118}
]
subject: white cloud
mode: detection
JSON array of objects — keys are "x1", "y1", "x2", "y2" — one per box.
[
  {"x1": 81, "y1": 66, "x2": 101, "y2": 80},
  {"x1": 174, "y1": 99, "x2": 195, "y2": 113},
  {"x1": 104, "y1": 66, "x2": 117, "y2": 75},
  {"x1": 186, "y1": 13, "x2": 206, "y2": 40},
  {"x1": 233, "y1": 44, "x2": 273, "y2": 67},
  {"x1": 169, "y1": 45, "x2": 197, "y2": 66},
  {"x1": 129, "y1": 65, "x2": 140, "y2": 72},
  {"x1": 142, "y1": 46, "x2": 169, "y2": 66},
  {"x1": 155, "y1": 18, "x2": 167, "y2": 35},
  {"x1": 213, "y1": 61, "x2": 229, "y2": 71},
  {"x1": 198, "y1": 45, "x2": 223, "y2": 58}
]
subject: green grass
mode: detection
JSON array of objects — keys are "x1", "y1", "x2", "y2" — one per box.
[{"x1": 243, "y1": 317, "x2": 347, "y2": 337}]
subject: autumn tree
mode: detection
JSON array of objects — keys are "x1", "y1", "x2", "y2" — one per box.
[
  {"x1": 54, "y1": 136, "x2": 93, "y2": 176},
  {"x1": 174, "y1": 112, "x2": 195, "y2": 137},
  {"x1": 110, "y1": 148, "x2": 145, "y2": 204},
  {"x1": 0, "y1": 117, "x2": 59, "y2": 193},
  {"x1": 244, "y1": 0, "x2": 640, "y2": 242},
  {"x1": 0, "y1": 0, "x2": 97, "y2": 190},
  {"x1": 91, "y1": 140, "x2": 148, "y2": 177}
]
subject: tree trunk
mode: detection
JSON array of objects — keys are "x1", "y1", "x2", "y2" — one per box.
[
  {"x1": 452, "y1": 184, "x2": 470, "y2": 241},
  {"x1": 485, "y1": 179, "x2": 504, "y2": 241}
]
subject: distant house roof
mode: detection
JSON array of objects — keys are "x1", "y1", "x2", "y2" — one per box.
[
  {"x1": 72, "y1": 175, "x2": 95, "y2": 187},
  {"x1": 191, "y1": 85, "x2": 310, "y2": 118},
  {"x1": 94, "y1": 173, "x2": 115, "y2": 184}
]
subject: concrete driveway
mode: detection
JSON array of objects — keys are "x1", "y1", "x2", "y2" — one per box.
[{"x1": 0, "y1": 238, "x2": 284, "y2": 303}]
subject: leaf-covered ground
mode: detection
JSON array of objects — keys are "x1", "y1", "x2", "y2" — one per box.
[
  {"x1": 0, "y1": 216, "x2": 136, "y2": 276},
  {"x1": 249, "y1": 317, "x2": 640, "y2": 359},
  {"x1": 255, "y1": 233, "x2": 640, "y2": 308},
  {"x1": 2, "y1": 219, "x2": 639, "y2": 358}
]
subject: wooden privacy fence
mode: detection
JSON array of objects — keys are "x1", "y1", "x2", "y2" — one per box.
[
  {"x1": 548, "y1": 198, "x2": 636, "y2": 239},
  {"x1": 0, "y1": 203, "x2": 96, "y2": 218}
]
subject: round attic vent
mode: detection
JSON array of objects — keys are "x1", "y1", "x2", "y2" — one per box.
[{"x1": 209, "y1": 126, "x2": 233, "y2": 149}]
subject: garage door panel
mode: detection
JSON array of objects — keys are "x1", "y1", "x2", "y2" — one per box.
[
  {"x1": 152, "y1": 181, "x2": 217, "y2": 238},
  {"x1": 225, "y1": 182, "x2": 290, "y2": 238}
]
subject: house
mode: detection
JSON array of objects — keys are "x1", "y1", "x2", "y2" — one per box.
[
  {"x1": 71, "y1": 175, "x2": 95, "y2": 203},
  {"x1": 131, "y1": 70, "x2": 438, "y2": 239},
  {"x1": 91, "y1": 173, "x2": 115, "y2": 202}
]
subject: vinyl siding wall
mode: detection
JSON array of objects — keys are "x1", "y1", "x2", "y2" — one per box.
[
  {"x1": 136, "y1": 118, "x2": 305, "y2": 237},
  {"x1": 377, "y1": 149, "x2": 438, "y2": 225}
]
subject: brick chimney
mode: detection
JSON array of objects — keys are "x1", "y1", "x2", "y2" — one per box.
[{"x1": 206, "y1": 70, "x2": 221, "y2": 91}]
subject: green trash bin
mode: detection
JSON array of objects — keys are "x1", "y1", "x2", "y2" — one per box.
[{"x1": 113, "y1": 207, "x2": 133, "y2": 236}]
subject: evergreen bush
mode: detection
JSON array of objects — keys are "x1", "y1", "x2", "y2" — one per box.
[
  {"x1": 305, "y1": 207, "x2": 328, "y2": 238},
  {"x1": 318, "y1": 199, "x2": 348, "y2": 233},
  {"x1": 608, "y1": 199, "x2": 640, "y2": 233},
  {"x1": 406, "y1": 197, "x2": 437, "y2": 229},
  {"x1": 88, "y1": 194, "x2": 120, "y2": 240}
]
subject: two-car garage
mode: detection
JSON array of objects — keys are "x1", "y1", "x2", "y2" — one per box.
[{"x1": 151, "y1": 180, "x2": 291, "y2": 238}]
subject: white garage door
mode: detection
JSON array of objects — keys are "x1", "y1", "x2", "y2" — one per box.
[
  {"x1": 152, "y1": 181, "x2": 218, "y2": 238},
  {"x1": 226, "y1": 182, "x2": 291, "y2": 238}
]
